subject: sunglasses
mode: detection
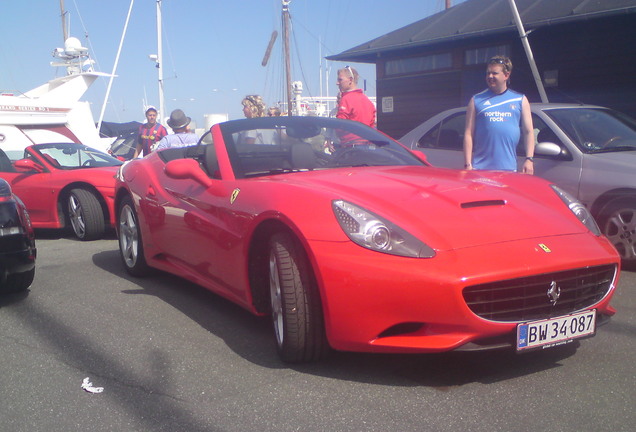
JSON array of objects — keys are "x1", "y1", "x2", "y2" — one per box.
[
  {"x1": 489, "y1": 58, "x2": 509, "y2": 71},
  {"x1": 346, "y1": 65, "x2": 354, "y2": 79}
]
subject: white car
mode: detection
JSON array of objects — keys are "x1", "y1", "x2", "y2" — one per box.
[{"x1": 400, "y1": 103, "x2": 636, "y2": 265}]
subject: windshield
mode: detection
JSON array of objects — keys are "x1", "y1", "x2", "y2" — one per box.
[
  {"x1": 32, "y1": 143, "x2": 123, "y2": 169},
  {"x1": 219, "y1": 117, "x2": 425, "y2": 179},
  {"x1": 545, "y1": 108, "x2": 636, "y2": 153}
]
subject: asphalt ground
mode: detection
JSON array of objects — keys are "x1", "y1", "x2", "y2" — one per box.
[{"x1": 1, "y1": 232, "x2": 634, "y2": 432}]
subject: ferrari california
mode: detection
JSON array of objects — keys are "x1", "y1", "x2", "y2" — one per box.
[
  {"x1": 0, "y1": 178, "x2": 36, "y2": 293},
  {"x1": 0, "y1": 143, "x2": 122, "y2": 240},
  {"x1": 115, "y1": 116, "x2": 620, "y2": 363}
]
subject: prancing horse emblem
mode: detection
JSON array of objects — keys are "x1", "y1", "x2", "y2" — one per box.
[
  {"x1": 547, "y1": 281, "x2": 561, "y2": 305},
  {"x1": 230, "y1": 188, "x2": 240, "y2": 204}
]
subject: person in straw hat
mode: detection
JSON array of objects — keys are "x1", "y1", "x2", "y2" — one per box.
[{"x1": 153, "y1": 109, "x2": 199, "y2": 151}]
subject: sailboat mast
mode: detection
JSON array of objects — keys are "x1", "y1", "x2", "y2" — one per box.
[
  {"x1": 156, "y1": 0, "x2": 165, "y2": 122},
  {"x1": 282, "y1": 0, "x2": 293, "y2": 115}
]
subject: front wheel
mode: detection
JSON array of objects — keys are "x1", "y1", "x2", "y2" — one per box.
[
  {"x1": 599, "y1": 198, "x2": 636, "y2": 266},
  {"x1": 268, "y1": 232, "x2": 328, "y2": 363},
  {"x1": 118, "y1": 196, "x2": 150, "y2": 276},
  {"x1": 67, "y1": 189, "x2": 105, "y2": 241}
]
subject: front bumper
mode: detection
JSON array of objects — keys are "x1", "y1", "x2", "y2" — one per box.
[{"x1": 309, "y1": 233, "x2": 619, "y2": 353}]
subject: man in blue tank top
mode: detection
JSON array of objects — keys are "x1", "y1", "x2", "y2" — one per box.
[{"x1": 463, "y1": 56, "x2": 534, "y2": 173}]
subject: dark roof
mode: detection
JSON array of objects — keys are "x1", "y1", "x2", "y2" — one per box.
[{"x1": 327, "y1": 0, "x2": 636, "y2": 62}]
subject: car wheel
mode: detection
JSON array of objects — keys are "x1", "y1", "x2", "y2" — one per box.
[
  {"x1": 1, "y1": 268, "x2": 35, "y2": 293},
  {"x1": 118, "y1": 196, "x2": 150, "y2": 276},
  {"x1": 67, "y1": 189, "x2": 105, "y2": 241},
  {"x1": 599, "y1": 198, "x2": 636, "y2": 265},
  {"x1": 268, "y1": 232, "x2": 328, "y2": 363}
]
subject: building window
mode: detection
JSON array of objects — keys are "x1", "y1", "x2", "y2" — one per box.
[
  {"x1": 385, "y1": 52, "x2": 452, "y2": 76},
  {"x1": 464, "y1": 45, "x2": 510, "y2": 65}
]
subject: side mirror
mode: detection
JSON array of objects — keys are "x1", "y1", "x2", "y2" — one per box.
[
  {"x1": 535, "y1": 141, "x2": 562, "y2": 157},
  {"x1": 164, "y1": 158, "x2": 213, "y2": 187},
  {"x1": 411, "y1": 149, "x2": 429, "y2": 164},
  {"x1": 14, "y1": 158, "x2": 45, "y2": 173}
]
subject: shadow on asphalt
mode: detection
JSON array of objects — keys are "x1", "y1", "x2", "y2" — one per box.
[
  {"x1": 34, "y1": 228, "x2": 117, "y2": 241},
  {"x1": 89, "y1": 248, "x2": 589, "y2": 388}
]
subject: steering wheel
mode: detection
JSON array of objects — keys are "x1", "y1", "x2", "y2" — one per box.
[
  {"x1": 82, "y1": 160, "x2": 93, "y2": 167},
  {"x1": 602, "y1": 136, "x2": 623, "y2": 148},
  {"x1": 330, "y1": 147, "x2": 365, "y2": 167}
]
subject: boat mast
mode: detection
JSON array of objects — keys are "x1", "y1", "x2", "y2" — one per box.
[
  {"x1": 282, "y1": 0, "x2": 293, "y2": 115},
  {"x1": 59, "y1": 0, "x2": 68, "y2": 42},
  {"x1": 156, "y1": 0, "x2": 165, "y2": 122}
]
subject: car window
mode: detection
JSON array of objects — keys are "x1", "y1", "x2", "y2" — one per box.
[
  {"x1": 545, "y1": 108, "x2": 636, "y2": 153},
  {"x1": 220, "y1": 117, "x2": 425, "y2": 179},
  {"x1": 515, "y1": 114, "x2": 564, "y2": 156},
  {"x1": 32, "y1": 144, "x2": 122, "y2": 169},
  {"x1": 417, "y1": 113, "x2": 465, "y2": 151}
]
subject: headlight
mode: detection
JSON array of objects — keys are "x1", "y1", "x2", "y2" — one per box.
[
  {"x1": 551, "y1": 185, "x2": 601, "y2": 236},
  {"x1": 332, "y1": 200, "x2": 435, "y2": 258}
]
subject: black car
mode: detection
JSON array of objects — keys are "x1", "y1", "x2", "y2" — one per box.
[{"x1": 0, "y1": 178, "x2": 36, "y2": 293}]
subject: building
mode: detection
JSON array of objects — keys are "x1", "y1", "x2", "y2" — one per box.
[{"x1": 327, "y1": 0, "x2": 636, "y2": 139}]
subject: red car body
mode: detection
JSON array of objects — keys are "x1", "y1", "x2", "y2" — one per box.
[
  {"x1": 114, "y1": 116, "x2": 620, "y2": 363},
  {"x1": 0, "y1": 143, "x2": 121, "y2": 240}
]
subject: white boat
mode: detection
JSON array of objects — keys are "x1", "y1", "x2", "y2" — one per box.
[{"x1": 0, "y1": 37, "x2": 112, "y2": 160}]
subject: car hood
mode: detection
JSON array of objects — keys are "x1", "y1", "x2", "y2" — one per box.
[{"x1": 273, "y1": 166, "x2": 587, "y2": 251}]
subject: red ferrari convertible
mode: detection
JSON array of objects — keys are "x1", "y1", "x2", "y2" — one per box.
[
  {"x1": 114, "y1": 116, "x2": 620, "y2": 363},
  {"x1": 0, "y1": 143, "x2": 121, "y2": 240}
]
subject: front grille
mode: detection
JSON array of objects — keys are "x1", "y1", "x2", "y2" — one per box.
[{"x1": 463, "y1": 265, "x2": 616, "y2": 322}]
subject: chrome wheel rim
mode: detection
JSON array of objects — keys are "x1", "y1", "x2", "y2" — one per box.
[
  {"x1": 269, "y1": 250, "x2": 284, "y2": 347},
  {"x1": 68, "y1": 194, "x2": 86, "y2": 238},
  {"x1": 119, "y1": 205, "x2": 138, "y2": 268},
  {"x1": 604, "y1": 207, "x2": 636, "y2": 260}
]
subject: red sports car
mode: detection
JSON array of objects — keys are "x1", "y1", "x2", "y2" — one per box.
[
  {"x1": 114, "y1": 116, "x2": 620, "y2": 363},
  {"x1": 0, "y1": 143, "x2": 121, "y2": 240}
]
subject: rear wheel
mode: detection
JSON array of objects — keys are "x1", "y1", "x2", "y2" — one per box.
[
  {"x1": 1, "y1": 268, "x2": 35, "y2": 293},
  {"x1": 599, "y1": 198, "x2": 636, "y2": 266},
  {"x1": 67, "y1": 189, "x2": 105, "y2": 241},
  {"x1": 268, "y1": 232, "x2": 328, "y2": 363},
  {"x1": 118, "y1": 196, "x2": 150, "y2": 276}
]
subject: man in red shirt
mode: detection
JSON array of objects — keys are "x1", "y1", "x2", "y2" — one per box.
[
  {"x1": 336, "y1": 66, "x2": 376, "y2": 128},
  {"x1": 133, "y1": 107, "x2": 168, "y2": 158}
]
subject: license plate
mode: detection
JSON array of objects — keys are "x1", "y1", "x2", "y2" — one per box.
[{"x1": 516, "y1": 310, "x2": 596, "y2": 352}]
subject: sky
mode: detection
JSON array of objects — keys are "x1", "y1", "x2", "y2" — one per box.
[{"x1": 0, "y1": 0, "x2": 466, "y2": 128}]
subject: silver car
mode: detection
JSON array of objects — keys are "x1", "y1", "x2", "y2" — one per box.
[{"x1": 400, "y1": 103, "x2": 636, "y2": 265}]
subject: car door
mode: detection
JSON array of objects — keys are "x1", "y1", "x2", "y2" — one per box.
[
  {"x1": 143, "y1": 146, "x2": 250, "y2": 302},
  {"x1": 0, "y1": 150, "x2": 57, "y2": 224},
  {"x1": 524, "y1": 113, "x2": 583, "y2": 200}
]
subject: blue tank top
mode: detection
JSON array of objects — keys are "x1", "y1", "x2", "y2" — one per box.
[{"x1": 472, "y1": 88, "x2": 524, "y2": 171}]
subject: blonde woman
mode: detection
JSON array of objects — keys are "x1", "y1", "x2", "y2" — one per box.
[
  {"x1": 241, "y1": 95, "x2": 267, "y2": 119},
  {"x1": 239, "y1": 95, "x2": 277, "y2": 145}
]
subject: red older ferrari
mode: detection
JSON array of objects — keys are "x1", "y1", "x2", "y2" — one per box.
[
  {"x1": 0, "y1": 143, "x2": 121, "y2": 240},
  {"x1": 114, "y1": 116, "x2": 620, "y2": 363}
]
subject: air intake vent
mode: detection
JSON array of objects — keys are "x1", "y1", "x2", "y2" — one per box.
[{"x1": 461, "y1": 199, "x2": 506, "y2": 209}]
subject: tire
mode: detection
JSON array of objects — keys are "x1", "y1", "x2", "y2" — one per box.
[
  {"x1": 67, "y1": 189, "x2": 105, "y2": 241},
  {"x1": 599, "y1": 198, "x2": 636, "y2": 266},
  {"x1": 268, "y1": 232, "x2": 328, "y2": 363},
  {"x1": 1, "y1": 268, "x2": 35, "y2": 293},
  {"x1": 118, "y1": 196, "x2": 150, "y2": 276}
]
